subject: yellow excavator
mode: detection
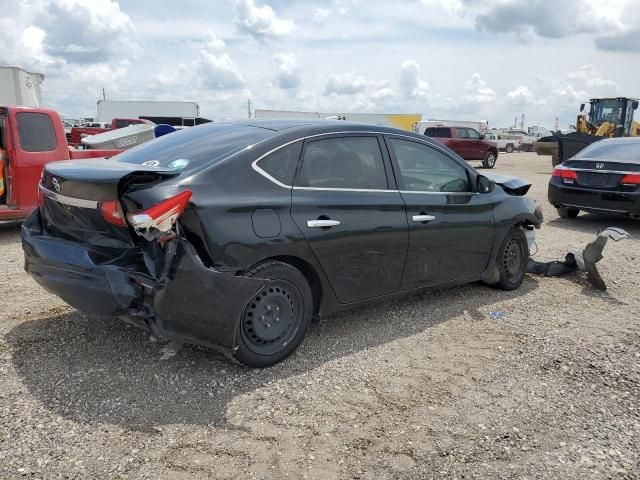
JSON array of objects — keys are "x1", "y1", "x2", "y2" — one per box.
[{"x1": 535, "y1": 97, "x2": 640, "y2": 166}]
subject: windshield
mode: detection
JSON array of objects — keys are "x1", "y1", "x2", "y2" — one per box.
[
  {"x1": 589, "y1": 99, "x2": 624, "y2": 126},
  {"x1": 574, "y1": 141, "x2": 640, "y2": 161},
  {"x1": 114, "y1": 123, "x2": 274, "y2": 170}
]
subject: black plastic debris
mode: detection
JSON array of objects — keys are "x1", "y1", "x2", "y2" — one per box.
[{"x1": 527, "y1": 227, "x2": 631, "y2": 290}]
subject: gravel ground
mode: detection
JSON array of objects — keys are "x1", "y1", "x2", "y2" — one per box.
[{"x1": 1, "y1": 152, "x2": 639, "y2": 479}]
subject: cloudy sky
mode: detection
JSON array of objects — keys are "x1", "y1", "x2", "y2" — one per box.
[{"x1": 1, "y1": 0, "x2": 639, "y2": 129}]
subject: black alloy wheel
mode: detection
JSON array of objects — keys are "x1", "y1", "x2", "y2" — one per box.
[{"x1": 234, "y1": 261, "x2": 313, "y2": 367}]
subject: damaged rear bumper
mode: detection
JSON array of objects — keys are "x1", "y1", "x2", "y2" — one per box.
[{"x1": 21, "y1": 209, "x2": 269, "y2": 353}]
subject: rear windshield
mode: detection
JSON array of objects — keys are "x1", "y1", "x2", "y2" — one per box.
[
  {"x1": 114, "y1": 123, "x2": 274, "y2": 170},
  {"x1": 575, "y1": 141, "x2": 640, "y2": 161}
]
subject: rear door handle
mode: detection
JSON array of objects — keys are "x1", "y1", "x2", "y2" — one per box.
[
  {"x1": 307, "y1": 219, "x2": 341, "y2": 228},
  {"x1": 412, "y1": 215, "x2": 435, "y2": 223}
]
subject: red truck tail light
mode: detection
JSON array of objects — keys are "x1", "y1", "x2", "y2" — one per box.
[
  {"x1": 552, "y1": 166, "x2": 577, "y2": 184},
  {"x1": 100, "y1": 200, "x2": 126, "y2": 226},
  {"x1": 126, "y1": 190, "x2": 192, "y2": 233},
  {"x1": 620, "y1": 173, "x2": 640, "y2": 185}
]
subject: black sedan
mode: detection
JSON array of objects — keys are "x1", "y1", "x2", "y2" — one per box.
[
  {"x1": 549, "y1": 137, "x2": 640, "y2": 219},
  {"x1": 22, "y1": 120, "x2": 542, "y2": 367}
]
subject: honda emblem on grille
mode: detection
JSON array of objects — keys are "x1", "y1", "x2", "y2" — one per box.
[
  {"x1": 595, "y1": 162, "x2": 605, "y2": 169},
  {"x1": 51, "y1": 177, "x2": 61, "y2": 193}
]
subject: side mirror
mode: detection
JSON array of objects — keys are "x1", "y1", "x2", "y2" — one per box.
[
  {"x1": 477, "y1": 175, "x2": 495, "y2": 194},
  {"x1": 480, "y1": 134, "x2": 485, "y2": 140},
  {"x1": 632, "y1": 101, "x2": 639, "y2": 110},
  {"x1": 580, "y1": 103, "x2": 585, "y2": 112}
]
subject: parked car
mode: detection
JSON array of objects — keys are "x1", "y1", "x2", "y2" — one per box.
[
  {"x1": 22, "y1": 120, "x2": 542, "y2": 367},
  {"x1": 424, "y1": 126, "x2": 499, "y2": 168},
  {"x1": 548, "y1": 137, "x2": 640, "y2": 219},
  {"x1": 69, "y1": 118, "x2": 147, "y2": 145}
]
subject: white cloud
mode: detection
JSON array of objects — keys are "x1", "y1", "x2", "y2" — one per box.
[
  {"x1": 324, "y1": 73, "x2": 369, "y2": 95},
  {"x1": 399, "y1": 60, "x2": 429, "y2": 99},
  {"x1": 506, "y1": 86, "x2": 539, "y2": 106},
  {"x1": 464, "y1": 73, "x2": 495, "y2": 104},
  {"x1": 196, "y1": 31, "x2": 246, "y2": 90},
  {"x1": 312, "y1": 8, "x2": 330, "y2": 27},
  {"x1": 272, "y1": 52, "x2": 301, "y2": 89},
  {"x1": 234, "y1": 0, "x2": 295, "y2": 42}
]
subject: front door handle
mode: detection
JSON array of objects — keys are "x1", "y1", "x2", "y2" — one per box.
[
  {"x1": 412, "y1": 214, "x2": 436, "y2": 223},
  {"x1": 307, "y1": 219, "x2": 341, "y2": 228}
]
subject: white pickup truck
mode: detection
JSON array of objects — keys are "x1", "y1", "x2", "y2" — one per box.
[{"x1": 483, "y1": 132, "x2": 522, "y2": 153}]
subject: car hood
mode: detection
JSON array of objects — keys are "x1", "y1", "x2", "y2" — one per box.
[{"x1": 484, "y1": 173, "x2": 531, "y2": 196}]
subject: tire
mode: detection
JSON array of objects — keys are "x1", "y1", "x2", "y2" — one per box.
[
  {"x1": 505, "y1": 144, "x2": 514, "y2": 153},
  {"x1": 482, "y1": 151, "x2": 497, "y2": 169},
  {"x1": 233, "y1": 261, "x2": 313, "y2": 368},
  {"x1": 557, "y1": 206, "x2": 579, "y2": 219},
  {"x1": 494, "y1": 227, "x2": 528, "y2": 291}
]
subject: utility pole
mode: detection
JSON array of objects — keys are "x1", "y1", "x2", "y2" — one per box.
[
  {"x1": 247, "y1": 98, "x2": 251, "y2": 118},
  {"x1": 520, "y1": 113, "x2": 525, "y2": 129},
  {"x1": 555, "y1": 116, "x2": 559, "y2": 131},
  {"x1": 102, "y1": 88, "x2": 106, "y2": 101}
]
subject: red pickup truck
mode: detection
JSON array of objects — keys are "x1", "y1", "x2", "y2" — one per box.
[
  {"x1": 0, "y1": 106, "x2": 121, "y2": 221},
  {"x1": 69, "y1": 118, "x2": 145, "y2": 146},
  {"x1": 424, "y1": 126, "x2": 498, "y2": 169}
]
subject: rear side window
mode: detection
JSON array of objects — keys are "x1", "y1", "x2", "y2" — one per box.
[
  {"x1": 425, "y1": 127, "x2": 450, "y2": 138},
  {"x1": 297, "y1": 136, "x2": 388, "y2": 190},
  {"x1": 256, "y1": 141, "x2": 302, "y2": 185},
  {"x1": 17, "y1": 112, "x2": 57, "y2": 152}
]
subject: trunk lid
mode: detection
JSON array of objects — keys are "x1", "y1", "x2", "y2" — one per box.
[
  {"x1": 40, "y1": 159, "x2": 177, "y2": 248},
  {"x1": 563, "y1": 158, "x2": 640, "y2": 190}
]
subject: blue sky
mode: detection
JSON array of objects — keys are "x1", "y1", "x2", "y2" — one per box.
[{"x1": 1, "y1": 0, "x2": 639, "y2": 129}]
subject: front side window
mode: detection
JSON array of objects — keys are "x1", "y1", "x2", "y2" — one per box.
[
  {"x1": 297, "y1": 136, "x2": 388, "y2": 190},
  {"x1": 455, "y1": 128, "x2": 469, "y2": 139},
  {"x1": 17, "y1": 112, "x2": 56, "y2": 152},
  {"x1": 388, "y1": 137, "x2": 470, "y2": 193},
  {"x1": 467, "y1": 128, "x2": 481, "y2": 139}
]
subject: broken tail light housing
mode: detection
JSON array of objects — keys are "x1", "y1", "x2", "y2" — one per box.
[
  {"x1": 552, "y1": 166, "x2": 577, "y2": 184},
  {"x1": 101, "y1": 200, "x2": 126, "y2": 226},
  {"x1": 620, "y1": 173, "x2": 640, "y2": 185},
  {"x1": 127, "y1": 190, "x2": 192, "y2": 236}
]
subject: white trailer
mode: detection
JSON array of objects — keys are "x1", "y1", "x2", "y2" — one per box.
[
  {"x1": 96, "y1": 100, "x2": 200, "y2": 125},
  {"x1": 255, "y1": 109, "x2": 422, "y2": 132},
  {"x1": 0, "y1": 66, "x2": 45, "y2": 107},
  {"x1": 413, "y1": 119, "x2": 489, "y2": 135}
]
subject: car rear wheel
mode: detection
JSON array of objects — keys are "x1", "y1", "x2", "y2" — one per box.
[
  {"x1": 505, "y1": 144, "x2": 514, "y2": 153},
  {"x1": 483, "y1": 151, "x2": 497, "y2": 169},
  {"x1": 557, "y1": 206, "x2": 580, "y2": 219},
  {"x1": 233, "y1": 261, "x2": 313, "y2": 368},
  {"x1": 494, "y1": 227, "x2": 528, "y2": 291}
]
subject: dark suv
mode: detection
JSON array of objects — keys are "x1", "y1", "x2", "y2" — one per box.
[{"x1": 424, "y1": 126, "x2": 498, "y2": 168}]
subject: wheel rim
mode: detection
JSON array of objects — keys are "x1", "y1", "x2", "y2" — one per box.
[
  {"x1": 487, "y1": 154, "x2": 495, "y2": 166},
  {"x1": 241, "y1": 280, "x2": 303, "y2": 356},
  {"x1": 503, "y1": 238, "x2": 523, "y2": 281}
]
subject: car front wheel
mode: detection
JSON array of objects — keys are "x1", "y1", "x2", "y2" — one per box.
[
  {"x1": 233, "y1": 261, "x2": 313, "y2": 368},
  {"x1": 505, "y1": 144, "x2": 514, "y2": 153},
  {"x1": 494, "y1": 227, "x2": 528, "y2": 291},
  {"x1": 483, "y1": 151, "x2": 497, "y2": 169}
]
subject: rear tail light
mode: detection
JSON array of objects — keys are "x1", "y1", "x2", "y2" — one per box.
[
  {"x1": 126, "y1": 190, "x2": 192, "y2": 233},
  {"x1": 620, "y1": 173, "x2": 640, "y2": 185},
  {"x1": 552, "y1": 166, "x2": 577, "y2": 184},
  {"x1": 101, "y1": 200, "x2": 126, "y2": 226}
]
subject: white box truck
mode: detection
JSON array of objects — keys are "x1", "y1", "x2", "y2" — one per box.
[
  {"x1": 96, "y1": 100, "x2": 200, "y2": 126},
  {"x1": 0, "y1": 66, "x2": 45, "y2": 107}
]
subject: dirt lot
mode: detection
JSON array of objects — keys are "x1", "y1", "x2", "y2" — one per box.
[{"x1": 0, "y1": 152, "x2": 638, "y2": 479}]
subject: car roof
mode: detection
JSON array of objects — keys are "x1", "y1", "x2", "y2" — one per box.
[{"x1": 597, "y1": 136, "x2": 640, "y2": 145}]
